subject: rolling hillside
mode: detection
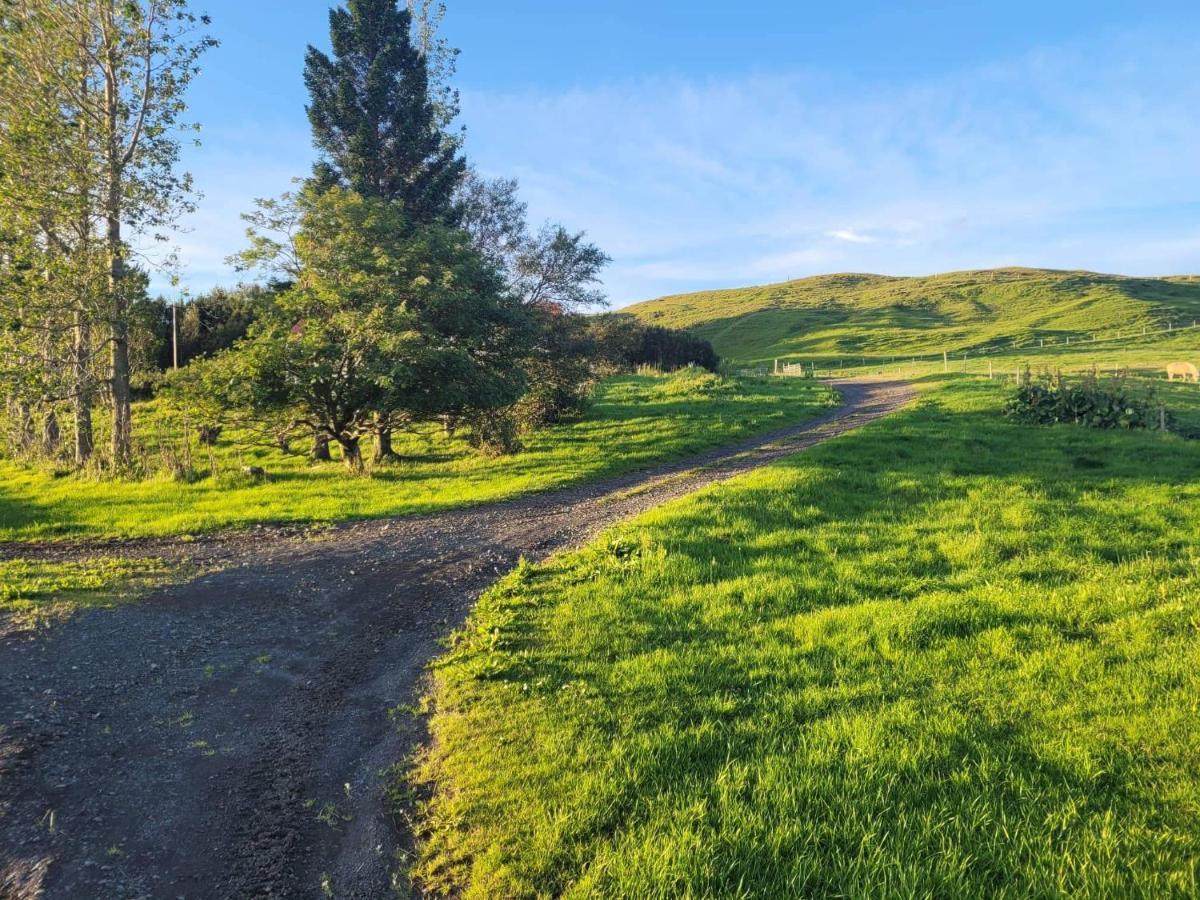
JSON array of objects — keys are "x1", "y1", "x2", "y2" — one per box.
[{"x1": 625, "y1": 268, "x2": 1200, "y2": 364}]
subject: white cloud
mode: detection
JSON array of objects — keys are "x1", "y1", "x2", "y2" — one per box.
[{"x1": 827, "y1": 229, "x2": 878, "y2": 244}]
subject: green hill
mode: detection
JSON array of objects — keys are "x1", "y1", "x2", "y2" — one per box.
[{"x1": 625, "y1": 268, "x2": 1200, "y2": 364}]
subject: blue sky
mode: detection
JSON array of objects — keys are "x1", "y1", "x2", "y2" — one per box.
[{"x1": 168, "y1": 0, "x2": 1200, "y2": 306}]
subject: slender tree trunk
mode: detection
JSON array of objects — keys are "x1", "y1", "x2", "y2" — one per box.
[
  {"x1": 373, "y1": 427, "x2": 396, "y2": 464},
  {"x1": 338, "y1": 436, "x2": 364, "y2": 472},
  {"x1": 42, "y1": 408, "x2": 61, "y2": 455},
  {"x1": 311, "y1": 433, "x2": 332, "y2": 461},
  {"x1": 103, "y1": 10, "x2": 132, "y2": 468},
  {"x1": 107, "y1": 208, "x2": 132, "y2": 467},
  {"x1": 12, "y1": 399, "x2": 34, "y2": 452},
  {"x1": 72, "y1": 308, "x2": 94, "y2": 465}
]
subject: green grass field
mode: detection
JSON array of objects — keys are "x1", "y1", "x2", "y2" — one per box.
[
  {"x1": 626, "y1": 267, "x2": 1200, "y2": 367},
  {"x1": 0, "y1": 370, "x2": 835, "y2": 541},
  {"x1": 411, "y1": 374, "x2": 1200, "y2": 898}
]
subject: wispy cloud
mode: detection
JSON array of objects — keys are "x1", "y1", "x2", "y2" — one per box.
[
  {"x1": 827, "y1": 229, "x2": 878, "y2": 244},
  {"x1": 459, "y1": 28, "x2": 1200, "y2": 304}
]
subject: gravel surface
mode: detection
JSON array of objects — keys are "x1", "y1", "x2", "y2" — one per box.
[{"x1": 0, "y1": 379, "x2": 913, "y2": 899}]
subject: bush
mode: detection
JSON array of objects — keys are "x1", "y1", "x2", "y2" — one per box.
[
  {"x1": 466, "y1": 410, "x2": 522, "y2": 456},
  {"x1": 1005, "y1": 368, "x2": 1167, "y2": 431},
  {"x1": 585, "y1": 314, "x2": 720, "y2": 373}
]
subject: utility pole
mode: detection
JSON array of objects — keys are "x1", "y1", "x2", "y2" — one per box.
[{"x1": 172, "y1": 300, "x2": 179, "y2": 370}]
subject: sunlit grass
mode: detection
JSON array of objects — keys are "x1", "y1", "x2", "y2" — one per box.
[
  {"x1": 0, "y1": 371, "x2": 835, "y2": 540},
  {"x1": 0, "y1": 556, "x2": 174, "y2": 625},
  {"x1": 412, "y1": 375, "x2": 1200, "y2": 898},
  {"x1": 626, "y1": 268, "x2": 1200, "y2": 366}
]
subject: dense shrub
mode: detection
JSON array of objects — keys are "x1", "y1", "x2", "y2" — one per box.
[
  {"x1": 1005, "y1": 369, "x2": 1167, "y2": 430},
  {"x1": 465, "y1": 409, "x2": 522, "y2": 456},
  {"x1": 586, "y1": 314, "x2": 719, "y2": 372},
  {"x1": 631, "y1": 325, "x2": 719, "y2": 372}
]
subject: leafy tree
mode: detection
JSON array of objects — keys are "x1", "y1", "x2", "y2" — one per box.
[
  {"x1": 188, "y1": 188, "x2": 524, "y2": 471},
  {"x1": 458, "y1": 172, "x2": 610, "y2": 313},
  {"x1": 405, "y1": 0, "x2": 459, "y2": 129},
  {"x1": 457, "y1": 172, "x2": 611, "y2": 435},
  {"x1": 303, "y1": 0, "x2": 468, "y2": 459},
  {"x1": 134, "y1": 285, "x2": 276, "y2": 373},
  {"x1": 0, "y1": 0, "x2": 215, "y2": 467},
  {"x1": 304, "y1": 0, "x2": 464, "y2": 222}
]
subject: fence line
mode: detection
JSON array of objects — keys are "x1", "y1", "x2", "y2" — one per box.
[{"x1": 769, "y1": 317, "x2": 1200, "y2": 380}]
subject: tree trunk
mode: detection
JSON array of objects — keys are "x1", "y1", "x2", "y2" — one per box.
[
  {"x1": 72, "y1": 308, "x2": 94, "y2": 465},
  {"x1": 338, "y1": 436, "x2": 364, "y2": 472},
  {"x1": 42, "y1": 409, "x2": 61, "y2": 455},
  {"x1": 108, "y1": 230, "x2": 132, "y2": 468},
  {"x1": 373, "y1": 428, "x2": 396, "y2": 464},
  {"x1": 102, "y1": 10, "x2": 131, "y2": 468},
  {"x1": 106, "y1": 184, "x2": 131, "y2": 467},
  {"x1": 12, "y1": 400, "x2": 34, "y2": 452},
  {"x1": 311, "y1": 433, "x2": 332, "y2": 461}
]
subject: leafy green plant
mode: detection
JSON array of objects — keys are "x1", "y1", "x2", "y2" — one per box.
[{"x1": 1005, "y1": 368, "x2": 1168, "y2": 430}]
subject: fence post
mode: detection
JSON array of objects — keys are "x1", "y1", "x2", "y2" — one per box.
[
  {"x1": 943, "y1": 350, "x2": 948, "y2": 373},
  {"x1": 989, "y1": 361, "x2": 994, "y2": 380}
]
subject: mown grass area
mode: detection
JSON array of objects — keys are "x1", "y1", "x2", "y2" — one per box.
[
  {"x1": 0, "y1": 370, "x2": 835, "y2": 541},
  {"x1": 0, "y1": 557, "x2": 174, "y2": 624},
  {"x1": 625, "y1": 267, "x2": 1200, "y2": 366},
  {"x1": 412, "y1": 375, "x2": 1200, "y2": 898}
]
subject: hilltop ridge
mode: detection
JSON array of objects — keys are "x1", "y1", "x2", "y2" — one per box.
[{"x1": 624, "y1": 268, "x2": 1200, "y2": 363}]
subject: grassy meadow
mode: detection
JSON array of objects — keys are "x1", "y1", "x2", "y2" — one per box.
[
  {"x1": 0, "y1": 370, "x2": 835, "y2": 542},
  {"x1": 412, "y1": 374, "x2": 1200, "y2": 898}
]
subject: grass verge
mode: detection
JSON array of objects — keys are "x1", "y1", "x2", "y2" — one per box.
[{"x1": 410, "y1": 374, "x2": 1200, "y2": 898}]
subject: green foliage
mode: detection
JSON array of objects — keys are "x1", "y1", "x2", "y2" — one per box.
[
  {"x1": 1006, "y1": 369, "x2": 1166, "y2": 431},
  {"x1": 133, "y1": 286, "x2": 277, "y2": 374},
  {"x1": 176, "y1": 187, "x2": 524, "y2": 469},
  {"x1": 304, "y1": 0, "x2": 464, "y2": 221},
  {"x1": 586, "y1": 314, "x2": 720, "y2": 372},
  {"x1": 0, "y1": 0, "x2": 216, "y2": 467},
  {"x1": 411, "y1": 376, "x2": 1200, "y2": 898}
]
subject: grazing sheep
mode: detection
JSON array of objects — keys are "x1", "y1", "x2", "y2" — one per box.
[{"x1": 1167, "y1": 362, "x2": 1200, "y2": 383}]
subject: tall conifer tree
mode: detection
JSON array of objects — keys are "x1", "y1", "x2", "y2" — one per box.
[{"x1": 303, "y1": 0, "x2": 464, "y2": 224}]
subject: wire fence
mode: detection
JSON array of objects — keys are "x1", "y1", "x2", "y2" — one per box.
[{"x1": 766, "y1": 317, "x2": 1200, "y2": 381}]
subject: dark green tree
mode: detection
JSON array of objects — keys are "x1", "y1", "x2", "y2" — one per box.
[
  {"x1": 180, "y1": 188, "x2": 525, "y2": 471},
  {"x1": 303, "y1": 0, "x2": 465, "y2": 223}
]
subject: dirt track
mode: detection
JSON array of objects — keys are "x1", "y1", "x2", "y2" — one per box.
[{"x1": 0, "y1": 379, "x2": 913, "y2": 899}]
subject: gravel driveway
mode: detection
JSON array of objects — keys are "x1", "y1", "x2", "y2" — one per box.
[{"x1": 0, "y1": 379, "x2": 914, "y2": 899}]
